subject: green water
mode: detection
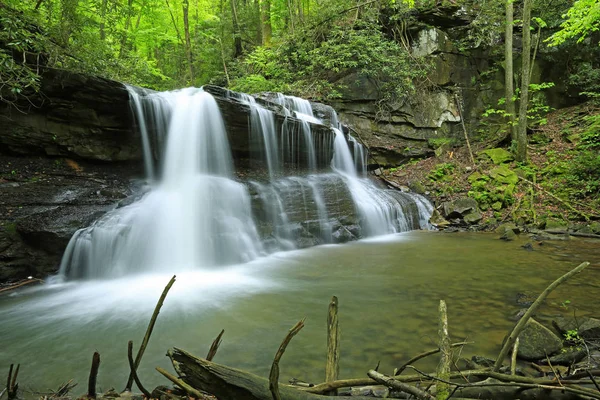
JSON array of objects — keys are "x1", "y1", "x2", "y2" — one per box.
[{"x1": 1, "y1": 232, "x2": 599, "y2": 397}]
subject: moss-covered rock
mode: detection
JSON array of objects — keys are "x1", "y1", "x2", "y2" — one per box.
[
  {"x1": 545, "y1": 219, "x2": 569, "y2": 231},
  {"x1": 463, "y1": 210, "x2": 483, "y2": 224},
  {"x1": 480, "y1": 148, "x2": 514, "y2": 164},
  {"x1": 429, "y1": 209, "x2": 451, "y2": 228},
  {"x1": 517, "y1": 319, "x2": 563, "y2": 361},
  {"x1": 442, "y1": 197, "x2": 479, "y2": 219},
  {"x1": 489, "y1": 165, "x2": 519, "y2": 185}
]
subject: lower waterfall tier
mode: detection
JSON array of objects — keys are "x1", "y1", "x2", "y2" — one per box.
[{"x1": 58, "y1": 173, "x2": 431, "y2": 280}]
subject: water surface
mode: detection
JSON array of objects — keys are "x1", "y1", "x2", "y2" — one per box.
[{"x1": 1, "y1": 231, "x2": 599, "y2": 396}]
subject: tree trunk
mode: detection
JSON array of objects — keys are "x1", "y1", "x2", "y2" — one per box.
[
  {"x1": 165, "y1": 0, "x2": 184, "y2": 44},
  {"x1": 182, "y1": 0, "x2": 194, "y2": 83},
  {"x1": 261, "y1": 0, "x2": 272, "y2": 45},
  {"x1": 516, "y1": 0, "x2": 532, "y2": 162},
  {"x1": 297, "y1": 0, "x2": 304, "y2": 23},
  {"x1": 134, "y1": 0, "x2": 146, "y2": 31},
  {"x1": 60, "y1": 0, "x2": 77, "y2": 46},
  {"x1": 119, "y1": 0, "x2": 134, "y2": 57},
  {"x1": 505, "y1": 0, "x2": 516, "y2": 142},
  {"x1": 99, "y1": 0, "x2": 108, "y2": 40},
  {"x1": 230, "y1": 0, "x2": 243, "y2": 57},
  {"x1": 287, "y1": 0, "x2": 295, "y2": 34}
]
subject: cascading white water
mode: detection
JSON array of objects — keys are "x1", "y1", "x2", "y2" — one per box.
[
  {"x1": 298, "y1": 120, "x2": 317, "y2": 171},
  {"x1": 59, "y1": 88, "x2": 263, "y2": 279},
  {"x1": 332, "y1": 128, "x2": 357, "y2": 175},
  {"x1": 236, "y1": 93, "x2": 280, "y2": 177},
  {"x1": 331, "y1": 128, "x2": 427, "y2": 236},
  {"x1": 59, "y1": 86, "x2": 432, "y2": 280},
  {"x1": 349, "y1": 135, "x2": 367, "y2": 176},
  {"x1": 283, "y1": 95, "x2": 314, "y2": 118}
]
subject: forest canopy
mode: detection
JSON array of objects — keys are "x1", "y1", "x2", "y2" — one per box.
[{"x1": 1, "y1": 0, "x2": 599, "y2": 105}]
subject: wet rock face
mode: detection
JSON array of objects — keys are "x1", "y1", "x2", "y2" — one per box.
[
  {"x1": 0, "y1": 155, "x2": 141, "y2": 282},
  {"x1": 0, "y1": 69, "x2": 138, "y2": 161},
  {"x1": 329, "y1": 73, "x2": 466, "y2": 167}
]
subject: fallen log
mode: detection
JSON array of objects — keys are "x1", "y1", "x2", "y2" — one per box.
[{"x1": 166, "y1": 348, "x2": 377, "y2": 400}]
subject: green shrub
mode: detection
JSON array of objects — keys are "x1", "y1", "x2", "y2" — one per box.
[
  {"x1": 566, "y1": 150, "x2": 600, "y2": 197},
  {"x1": 580, "y1": 114, "x2": 600, "y2": 149},
  {"x1": 428, "y1": 163, "x2": 455, "y2": 181}
]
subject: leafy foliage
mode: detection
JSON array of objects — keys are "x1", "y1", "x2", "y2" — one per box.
[
  {"x1": 230, "y1": 6, "x2": 429, "y2": 102},
  {"x1": 548, "y1": 0, "x2": 600, "y2": 45},
  {"x1": 0, "y1": 6, "x2": 45, "y2": 106},
  {"x1": 428, "y1": 162, "x2": 455, "y2": 182}
]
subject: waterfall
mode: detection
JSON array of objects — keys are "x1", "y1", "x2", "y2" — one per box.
[
  {"x1": 59, "y1": 88, "x2": 262, "y2": 279},
  {"x1": 58, "y1": 86, "x2": 432, "y2": 280}
]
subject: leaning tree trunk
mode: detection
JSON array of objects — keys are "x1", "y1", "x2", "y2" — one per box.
[
  {"x1": 505, "y1": 0, "x2": 516, "y2": 142},
  {"x1": 516, "y1": 0, "x2": 532, "y2": 162}
]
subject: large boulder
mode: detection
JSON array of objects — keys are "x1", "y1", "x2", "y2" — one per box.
[
  {"x1": 441, "y1": 197, "x2": 481, "y2": 224},
  {"x1": 517, "y1": 319, "x2": 564, "y2": 361}
]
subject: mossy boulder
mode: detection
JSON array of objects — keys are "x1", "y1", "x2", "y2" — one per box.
[
  {"x1": 442, "y1": 197, "x2": 479, "y2": 219},
  {"x1": 429, "y1": 209, "x2": 451, "y2": 228},
  {"x1": 468, "y1": 171, "x2": 485, "y2": 183},
  {"x1": 463, "y1": 211, "x2": 483, "y2": 224},
  {"x1": 489, "y1": 165, "x2": 519, "y2": 185},
  {"x1": 517, "y1": 319, "x2": 563, "y2": 361},
  {"x1": 480, "y1": 148, "x2": 514, "y2": 165},
  {"x1": 545, "y1": 219, "x2": 569, "y2": 231}
]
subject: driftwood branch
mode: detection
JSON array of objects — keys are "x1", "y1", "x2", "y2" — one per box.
[
  {"x1": 407, "y1": 365, "x2": 600, "y2": 399},
  {"x1": 367, "y1": 370, "x2": 434, "y2": 400},
  {"x1": 493, "y1": 261, "x2": 590, "y2": 371},
  {"x1": 395, "y1": 342, "x2": 472, "y2": 376},
  {"x1": 5, "y1": 364, "x2": 19, "y2": 400},
  {"x1": 325, "y1": 296, "x2": 340, "y2": 393},
  {"x1": 269, "y1": 319, "x2": 305, "y2": 400},
  {"x1": 125, "y1": 274, "x2": 176, "y2": 390},
  {"x1": 587, "y1": 370, "x2": 600, "y2": 393},
  {"x1": 127, "y1": 341, "x2": 151, "y2": 398},
  {"x1": 510, "y1": 337, "x2": 519, "y2": 375},
  {"x1": 436, "y1": 300, "x2": 451, "y2": 400},
  {"x1": 206, "y1": 329, "x2": 224, "y2": 362},
  {"x1": 87, "y1": 352, "x2": 100, "y2": 399}
]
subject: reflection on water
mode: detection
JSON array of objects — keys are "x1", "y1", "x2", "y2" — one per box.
[{"x1": 1, "y1": 232, "x2": 599, "y2": 396}]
